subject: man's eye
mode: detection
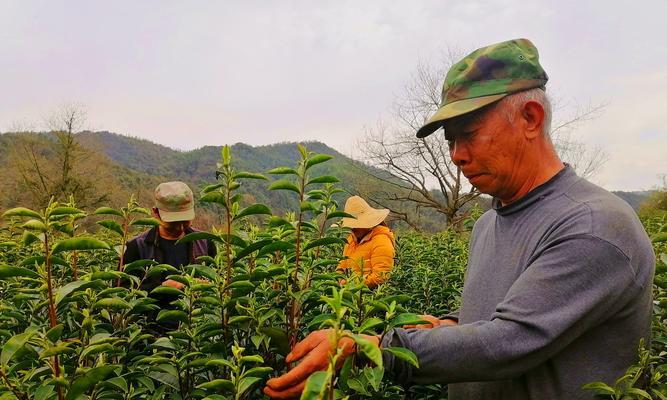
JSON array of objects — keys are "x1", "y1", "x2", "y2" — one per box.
[{"x1": 447, "y1": 140, "x2": 455, "y2": 149}]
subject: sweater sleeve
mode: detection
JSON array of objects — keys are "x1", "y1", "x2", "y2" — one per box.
[
  {"x1": 364, "y1": 234, "x2": 395, "y2": 287},
  {"x1": 382, "y1": 234, "x2": 640, "y2": 384}
]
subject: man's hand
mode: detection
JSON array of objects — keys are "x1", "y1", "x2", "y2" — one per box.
[
  {"x1": 403, "y1": 314, "x2": 458, "y2": 329},
  {"x1": 162, "y1": 279, "x2": 184, "y2": 290},
  {"x1": 162, "y1": 278, "x2": 209, "y2": 290},
  {"x1": 263, "y1": 329, "x2": 377, "y2": 399}
]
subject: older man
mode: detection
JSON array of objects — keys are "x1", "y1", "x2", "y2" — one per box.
[{"x1": 264, "y1": 39, "x2": 655, "y2": 399}]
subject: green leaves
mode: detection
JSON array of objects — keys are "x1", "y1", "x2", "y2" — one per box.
[
  {"x1": 300, "y1": 370, "x2": 331, "y2": 400},
  {"x1": 267, "y1": 167, "x2": 298, "y2": 175},
  {"x1": 97, "y1": 220, "x2": 124, "y2": 236},
  {"x1": 268, "y1": 179, "x2": 300, "y2": 194},
  {"x1": 51, "y1": 237, "x2": 111, "y2": 253},
  {"x1": 347, "y1": 334, "x2": 382, "y2": 367},
  {"x1": 306, "y1": 175, "x2": 339, "y2": 185},
  {"x1": 303, "y1": 237, "x2": 346, "y2": 252},
  {"x1": 383, "y1": 347, "x2": 419, "y2": 368},
  {"x1": 305, "y1": 154, "x2": 333, "y2": 170},
  {"x1": 3, "y1": 207, "x2": 41, "y2": 219},
  {"x1": 131, "y1": 218, "x2": 161, "y2": 227},
  {"x1": 196, "y1": 379, "x2": 234, "y2": 392},
  {"x1": 156, "y1": 310, "x2": 189, "y2": 324},
  {"x1": 65, "y1": 365, "x2": 118, "y2": 400},
  {"x1": 234, "y1": 172, "x2": 268, "y2": 180},
  {"x1": 175, "y1": 231, "x2": 220, "y2": 245},
  {"x1": 93, "y1": 206, "x2": 124, "y2": 217},
  {"x1": 386, "y1": 313, "x2": 428, "y2": 330},
  {"x1": 55, "y1": 280, "x2": 104, "y2": 307},
  {"x1": 0, "y1": 265, "x2": 40, "y2": 279},
  {"x1": 50, "y1": 207, "x2": 84, "y2": 216},
  {"x1": 234, "y1": 204, "x2": 272, "y2": 221},
  {"x1": 0, "y1": 329, "x2": 37, "y2": 367},
  {"x1": 94, "y1": 298, "x2": 131, "y2": 311}
]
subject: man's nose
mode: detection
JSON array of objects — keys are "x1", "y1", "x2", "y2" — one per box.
[{"x1": 449, "y1": 140, "x2": 469, "y2": 166}]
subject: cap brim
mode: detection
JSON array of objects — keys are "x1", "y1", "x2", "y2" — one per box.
[
  {"x1": 340, "y1": 209, "x2": 389, "y2": 229},
  {"x1": 159, "y1": 208, "x2": 195, "y2": 222},
  {"x1": 416, "y1": 94, "x2": 508, "y2": 138}
]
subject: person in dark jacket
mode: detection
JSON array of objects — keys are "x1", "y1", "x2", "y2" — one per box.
[
  {"x1": 124, "y1": 181, "x2": 216, "y2": 327},
  {"x1": 264, "y1": 39, "x2": 655, "y2": 400}
]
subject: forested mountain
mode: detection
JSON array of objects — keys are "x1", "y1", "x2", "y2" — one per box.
[{"x1": 0, "y1": 130, "x2": 651, "y2": 231}]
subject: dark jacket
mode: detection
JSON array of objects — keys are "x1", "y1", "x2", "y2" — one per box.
[{"x1": 124, "y1": 226, "x2": 216, "y2": 292}]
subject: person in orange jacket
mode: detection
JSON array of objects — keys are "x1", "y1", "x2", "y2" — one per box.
[{"x1": 337, "y1": 196, "x2": 395, "y2": 288}]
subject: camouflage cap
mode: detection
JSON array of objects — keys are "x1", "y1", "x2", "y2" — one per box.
[
  {"x1": 154, "y1": 181, "x2": 195, "y2": 222},
  {"x1": 416, "y1": 38, "x2": 548, "y2": 138}
]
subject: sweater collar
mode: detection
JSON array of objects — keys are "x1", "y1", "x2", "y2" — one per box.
[{"x1": 493, "y1": 165, "x2": 576, "y2": 216}]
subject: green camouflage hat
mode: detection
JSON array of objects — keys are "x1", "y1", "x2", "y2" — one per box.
[
  {"x1": 416, "y1": 38, "x2": 548, "y2": 138},
  {"x1": 154, "y1": 181, "x2": 195, "y2": 222}
]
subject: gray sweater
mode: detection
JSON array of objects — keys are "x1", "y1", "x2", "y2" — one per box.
[{"x1": 382, "y1": 167, "x2": 655, "y2": 399}]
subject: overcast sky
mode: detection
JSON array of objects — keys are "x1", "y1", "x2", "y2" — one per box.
[{"x1": 1, "y1": 1, "x2": 665, "y2": 191}]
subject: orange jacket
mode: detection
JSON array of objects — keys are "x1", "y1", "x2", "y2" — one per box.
[{"x1": 337, "y1": 225, "x2": 395, "y2": 288}]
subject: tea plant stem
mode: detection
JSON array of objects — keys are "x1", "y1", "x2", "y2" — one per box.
[
  {"x1": 44, "y1": 234, "x2": 64, "y2": 400},
  {"x1": 71, "y1": 250, "x2": 78, "y2": 280},
  {"x1": 115, "y1": 220, "x2": 128, "y2": 287}
]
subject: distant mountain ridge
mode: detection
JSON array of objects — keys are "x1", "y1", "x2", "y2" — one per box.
[{"x1": 0, "y1": 130, "x2": 651, "y2": 231}]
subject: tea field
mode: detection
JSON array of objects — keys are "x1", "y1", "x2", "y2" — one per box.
[{"x1": 0, "y1": 146, "x2": 665, "y2": 399}]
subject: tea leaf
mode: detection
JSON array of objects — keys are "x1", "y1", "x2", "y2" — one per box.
[
  {"x1": 131, "y1": 218, "x2": 161, "y2": 227},
  {"x1": 51, "y1": 237, "x2": 111, "y2": 253},
  {"x1": 383, "y1": 347, "x2": 419, "y2": 368},
  {"x1": 93, "y1": 207, "x2": 123, "y2": 217},
  {"x1": 268, "y1": 179, "x2": 300, "y2": 194},
  {"x1": 234, "y1": 172, "x2": 268, "y2": 180},
  {"x1": 238, "y1": 376, "x2": 263, "y2": 397},
  {"x1": 267, "y1": 167, "x2": 298, "y2": 175},
  {"x1": 306, "y1": 175, "x2": 339, "y2": 185},
  {"x1": 3, "y1": 207, "x2": 41, "y2": 219},
  {"x1": 196, "y1": 378, "x2": 234, "y2": 392},
  {"x1": 51, "y1": 207, "x2": 84, "y2": 216},
  {"x1": 347, "y1": 334, "x2": 382, "y2": 366},
  {"x1": 1, "y1": 330, "x2": 37, "y2": 367},
  {"x1": 65, "y1": 365, "x2": 117, "y2": 400},
  {"x1": 97, "y1": 220, "x2": 124, "y2": 236},
  {"x1": 305, "y1": 154, "x2": 333, "y2": 170},
  {"x1": 176, "y1": 231, "x2": 221, "y2": 245},
  {"x1": 156, "y1": 310, "x2": 189, "y2": 324},
  {"x1": 300, "y1": 370, "x2": 331, "y2": 400},
  {"x1": 234, "y1": 204, "x2": 272, "y2": 221},
  {"x1": 0, "y1": 265, "x2": 40, "y2": 279}
]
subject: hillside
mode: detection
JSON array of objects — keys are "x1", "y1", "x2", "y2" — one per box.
[
  {"x1": 76, "y1": 131, "x2": 377, "y2": 216},
  {"x1": 1, "y1": 130, "x2": 652, "y2": 231}
]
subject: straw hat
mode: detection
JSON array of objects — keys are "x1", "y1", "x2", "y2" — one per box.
[{"x1": 340, "y1": 196, "x2": 389, "y2": 229}]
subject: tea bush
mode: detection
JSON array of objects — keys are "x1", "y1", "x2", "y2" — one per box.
[{"x1": 0, "y1": 145, "x2": 665, "y2": 400}]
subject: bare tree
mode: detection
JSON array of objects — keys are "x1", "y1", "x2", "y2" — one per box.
[
  {"x1": 358, "y1": 51, "x2": 608, "y2": 230},
  {"x1": 4, "y1": 104, "x2": 110, "y2": 208},
  {"x1": 549, "y1": 100, "x2": 609, "y2": 179}
]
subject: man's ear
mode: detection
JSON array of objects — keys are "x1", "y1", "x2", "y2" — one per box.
[
  {"x1": 152, "y1": 207, "x2": 161, "y2": 219},
  {"x1": 521, "y1": 100, "x2": 545, "y2": 139}
]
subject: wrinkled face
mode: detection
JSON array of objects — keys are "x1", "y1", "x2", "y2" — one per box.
[{"x1": 443, "y1": 102, "x2": 529, "y2": 201}]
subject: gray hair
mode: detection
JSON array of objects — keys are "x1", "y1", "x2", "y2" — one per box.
[{"x1": 497, "y1": 88, "x2": 552, "y2": 137}]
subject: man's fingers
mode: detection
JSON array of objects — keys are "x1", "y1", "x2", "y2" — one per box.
[
  {"x1": 162, "y1": 279, "x2": 184, "y2": 289},
  {"x1": 267, "y1": 346, "x2": 328, "y2": 390},
  {"x1": 286, "y1": 330, "x2": 327, "y2": 363},
  {"x1": 403, "y1": 322, "x2": 435, "y2": 329},
  {"x1": 263, "y1": 380, "x2": 307, "y2": 399}
]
